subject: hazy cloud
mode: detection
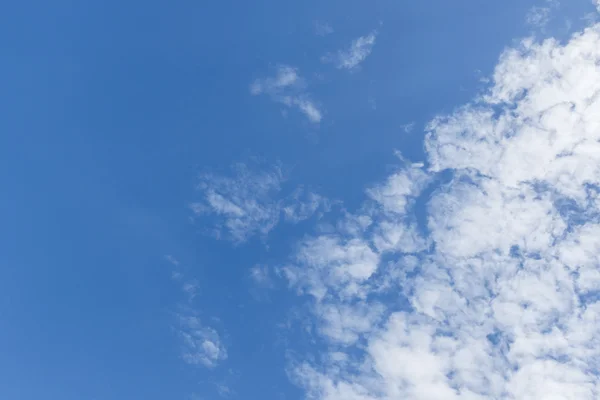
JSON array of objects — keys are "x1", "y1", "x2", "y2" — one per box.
[
  {"x1": 167, "y1": 261, "x2": 228, "y2": 369},
  {"x1": 191, "y1": 161, "x2": 331, "y2": 243},
  {"x1": 323, "y1": 31, "x2": 377, "y2": 70},
  {"x1": 177, "y1": 313, "x2": 227, "y2": 368},
  {"x1": 315, "y1": 21, "x2": 334, "y2": 36},
  {"x1": 251, "y1": 65, "x2": 322, "y2": 123}
]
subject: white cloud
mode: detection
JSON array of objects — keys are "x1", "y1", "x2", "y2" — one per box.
[
  {"x1": 164, "y1": 254, "x2": 180, "y2": 267},
  {"x1": 325, "y1": 31, "x2": 377, "y2": 70},
  {"x1": 168, "y1": 262, "x2": 228, "y2": 369},
  {"x1": 191, "y1": 161, "x2": 330, "y2": 243},
  {"x1": 315, "y1": 21, "x2": 334, "y2": 36},
  {"x1": 283, "y1": 188, "x2": 332, "y2": 223},
  {"x1": 525, "y1": 1, "x2": 559, "y2": 29},
  {"x1": 182, "y1": 280, "x2": 199, "y2": 301},
  {"x1": 317, "y1": 302, "x2": 386, "y2": 345},
  {"x1": 283, "y1": 234, "x2": 380, "y2": 302},
  {"x1": 250, "y1": 65, "x2": 299, "y2": 95},
  {"x1": 366, "y1": 164, "x2": 429, "y2": 215},
  {"x1": 285, "y1": 18, "x2": 600, "y2": 400},
  {"x1": 191, "y1": 162, "x2": 284, "y2": 243},
  {"x1": 177, "y1": 313, "x2": 227, "y2": 368},
  {"x1": 215, "y1": 382, "x2": 234, "y2": 398},
  {"x1": 249, "y1": 264, "x2": 273, "y2": 288},
  {"x1": 293, "y1": 98, "x2": 323, "y2": 124},
  {"x1": 251, "y1": 65, "x2": 323, "y2": 123},
  {"x1": 400, "y1": 122, "x2": 415, "y2": 134},
  {"x1": 526, "y1": 7, "x2": 551, "y2": 29}
]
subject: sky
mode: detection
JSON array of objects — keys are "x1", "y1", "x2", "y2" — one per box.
[{"x1": 2, "y1": 0, "x2": 600, "y2": 399}]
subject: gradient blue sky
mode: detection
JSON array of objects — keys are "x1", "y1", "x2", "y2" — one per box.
[{"x1": 2, "y1": 1, "x2": 600, "y2": 399}]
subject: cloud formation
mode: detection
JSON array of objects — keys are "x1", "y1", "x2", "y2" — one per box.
[
  {"x1": 191, "y1": 161, "x2": 331, "y2": 243},
  {"x1": 526, "y1": 6, "x2": 552, "y2": 28},
  {"x1": 525, "y1": 1, "x2": 558, "y2": 29},
  {"x1": 177, "y1": 313, "x2": 228, "y2": 368},
  {"x1": 324, "y1": 31, "x2": 377, "y2": 70},
  {"x1": 285, "y1": 19, "x2": 600, "y2": 400},
  {"x1": 251, "y1": 65, "x2": 323, "y2": 123},
  {"x1": 249, "y1": 264, "x2": 273, "y2": 288},
  {"x1": 170, "y1": 263, "x2": 228, "y2": 369},
  {"x1": 315, "y1": 21, "x2": 334, "y2": 36}
]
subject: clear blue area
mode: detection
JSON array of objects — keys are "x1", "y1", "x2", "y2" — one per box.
[{"x1": 0, "y1": 0, "x2": 594, "y2": 399}]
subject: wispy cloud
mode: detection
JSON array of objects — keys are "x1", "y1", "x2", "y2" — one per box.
[
  {"x1": 323, "y1": 31, "x2": 377, "y2": 70},
  {"x1": 314, "y1": 21, "x2": 334, "y2": 36},
  {"x1": 191, "y1": 161, "x2": 331, "y2": 244},
  {"x1": 191, "y1": 162, "x2": 283, "y2": 243},
  {"x1": 525, "y1": 1, "x2": 559, "y2": 29},
  {"x1": 249, "y1": 264, "x2": 273, "y2": 288},
  {"x1": 215, "y1": 382, "x2": 234, "y2": 398},
  {"x1": 168, "y1": 260, "x2": 227, "y2": 369},
  {"x1": 250, "y1": 65, "x2": 299, "y2": 95},
  {"x1": 292, "y1": 98, "x2": 323, "y2": 124},
  {"x1": 164, "y1": 254, "x2": 180, "y2": 267},
  {"x1": 526, "y1": 7, "x2": 551, "y2": 28},
  {"x1": 285, "y1": 19, "x2": 600, "y2": 400},
  {"x1": 400, "y1": 122, "x2": 415, "y2": 133},
  {"x1": 283, "y1": 188, "x2": 332, "y2": 223},
  {"x1": 251, "y1": 65, "x2": 323, "y2": 123},
  {"x1": 177, "y1": 312, "x2": 227, "y2": 368}
]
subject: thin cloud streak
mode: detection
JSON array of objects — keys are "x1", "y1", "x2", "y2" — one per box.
[
  {"x1": 251, "y1": 65, "x2": 323, "y2": 123},
  {"x1": 323, "y1": 31, "x2": 377, "y2": 70}
]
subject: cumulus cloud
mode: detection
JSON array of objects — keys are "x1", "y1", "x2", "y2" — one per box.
[
  {"x1": 285, "y1": 17, "x2": 600, "y2": 400},
  {"x1": 324, "y1": 31, "x2": 377, "y2": 70},
  {"x1": 251, "y1": 65, "x2": 323, "y2": 123},
  {"x1": 191, "y1": 161, "x2": 331, "y2": 243}
]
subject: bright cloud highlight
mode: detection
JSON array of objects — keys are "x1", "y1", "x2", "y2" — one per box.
[{"x1": 285, "y1": 20, "x2": 600, "y2": 400}]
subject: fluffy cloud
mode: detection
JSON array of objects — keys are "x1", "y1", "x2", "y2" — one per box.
[
  {"x1": 286, "y1": 18, "x2": 600, "y2": 400},
  {"x1": 324, "y1": 32, "x2": 377, "y2": 70},
  {"x1": 251, "y1": 65, "x2": 323, "y2": 123},
  {"x1": 191, "y1": 161, "x2": 330, "y2": 243}
]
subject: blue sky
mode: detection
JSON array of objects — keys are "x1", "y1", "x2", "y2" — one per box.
[{"x1": 2, "y1": 1, "x2": 600, "y2": 399}]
